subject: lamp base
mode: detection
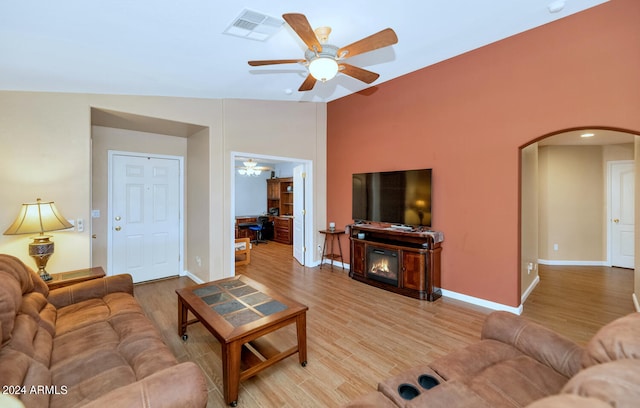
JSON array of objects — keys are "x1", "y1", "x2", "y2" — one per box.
[{"x1": 29, "y1": 236, "x2": 54, "y2": 282}]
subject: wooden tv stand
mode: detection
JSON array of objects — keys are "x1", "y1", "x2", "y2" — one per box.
[{"x1": 348, "y1": 223, "x2": 443, "y2": 301}]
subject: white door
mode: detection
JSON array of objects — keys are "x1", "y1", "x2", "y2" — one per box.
[
  {"x1": 611, "y1": 161, "x2": 634, "y2": 268},
  {"x1": 293, "y1": 165, "x2": 305, "y2": 265},
  {"x1": 110, "y1": 153, "x2": 181, "y2": 282}
]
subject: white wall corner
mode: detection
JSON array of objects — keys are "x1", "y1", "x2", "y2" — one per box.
[
  {"x1": 521, "y1": 275, "x2": 540, "y2": 304},
  {"x1": 182, "y1": 269, "x2": 205, "y2": 285}
]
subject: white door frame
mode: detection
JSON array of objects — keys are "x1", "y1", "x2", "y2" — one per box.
[
  {"x1": 107, "y1": 150, "x2": 185, "y2": 277},
  {"x1": 607, "y1": 159, "x2": 634, "y2": 267},
  {"x1": 230, "y1": 151, "x2": 315, "y2": 270}
]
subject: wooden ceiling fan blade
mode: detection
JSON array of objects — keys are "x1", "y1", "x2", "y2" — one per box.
[
  {"x1": 283, "y1": 13, "x2": 323, "y2": 52},
  {"x1": 248, "y1": 59, "x2": 304, "y2": 66},
  {"x1": 298, "y1": 74, "x2": 317, "y2": 91},
  {"x1": 339, "y1": 64, "x2": 380, "y2": 84},
  {"x1": 337, "y1": 28, "x2": 398, "y2": 59}
]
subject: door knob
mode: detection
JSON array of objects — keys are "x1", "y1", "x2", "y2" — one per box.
[
  {"x1": 613, "y1": 218, "x2": 620, "y2": 223},
  {"x1": 115, "y1": 216, "x2": 121, "y2": 221},
  {"x1": 115, "y1": 226, "x2": 122, "y2": 231}
]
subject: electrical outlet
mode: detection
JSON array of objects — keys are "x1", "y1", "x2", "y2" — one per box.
[
  {"x1": 76, "y1": 218, "x2": 84, "y2": 232},
  {"x1": 317, "y1": 244, "x2": 322, "y2": 253},
  {"x1": 553, "y1": 243, "x2": 559, "y2": 251}
]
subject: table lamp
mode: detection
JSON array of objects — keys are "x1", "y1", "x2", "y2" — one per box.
[{"x1": 4, "y1": 198, "x2": 73, "y2": 281}]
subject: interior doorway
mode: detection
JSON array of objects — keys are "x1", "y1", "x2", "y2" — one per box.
[
  {"x1": 520, "y1": 128, "x2": 637, "y2": 306},
  {"x1": 609, "y1": 160, "x2": 635, "y2": 268},
  {"x1": 231, "y1": 152, "x2": 314, "y2": 271}
]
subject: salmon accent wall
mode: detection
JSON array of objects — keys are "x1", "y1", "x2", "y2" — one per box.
[{"x1": 327, "y1": 0, "x2": 640, "y2": 307}]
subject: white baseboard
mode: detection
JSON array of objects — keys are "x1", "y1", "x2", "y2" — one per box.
[
  {"x1": 633, "y1": 293, "x2": 639, "y2": 312},
  {"x1": 521, "y1": 275, "x2": 540, "y2": 304},
  {"x1": 181, "y1": 269, "x2": 205, "y2": 284},
  {"x1": 321, "y1": 259, "x2": 349, "y2": 270},
  {"x1": 538, "y1": 259, "x2": 608, "y2": 266},
  {"x1": 441, "y1": 289, "x2": 523, "y2": 315}
]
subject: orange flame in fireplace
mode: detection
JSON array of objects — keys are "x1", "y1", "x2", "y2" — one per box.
[{"x1": 370, "y1": 259, "x2": 392, "y2": 277}]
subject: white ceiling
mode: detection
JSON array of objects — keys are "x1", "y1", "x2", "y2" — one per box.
[{"x1": 0, "y1": 0, "x2": 609, "y2": 102}]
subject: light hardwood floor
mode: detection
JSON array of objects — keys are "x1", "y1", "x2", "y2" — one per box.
[{"x1": 133, "y1": 243, "x2": 635, "y2": 407}]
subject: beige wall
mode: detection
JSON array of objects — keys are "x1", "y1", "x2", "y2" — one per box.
[
  {"x1": 0, "y1": 91, "x2": 326, "y2": 281},
  {"x1": 0, "y1": 92, "x2": 92, "y2": 272},
  {"x1": 539, "y1": 145, "x2": 604, "y2": 261},
  {"x1": 186, "y1": 128, "x2": 211, "y2": 282},
  {"x1": 538, "y1": 144, "x2": 634, "y2": 263}
]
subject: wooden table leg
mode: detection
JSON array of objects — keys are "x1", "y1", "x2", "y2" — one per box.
[
  {"x1": 337, "y1": 235, "x2": 345, "y2": 270},
  {"x1": 177, "y1": 297, "x2": 188, "y2": 339},
  {"x1": 222, "y1": 340, "x2": 242, "y2": 406},
  {"x1": 296, "y1": 312, "x2": 308, "y2": 366},
  {"x1": 320, "y1": 234, "x2": 328, "y2": 269}
]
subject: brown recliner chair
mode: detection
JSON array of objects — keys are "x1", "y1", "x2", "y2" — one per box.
[{"x1": 346, "y1": 310, "x2": 640, "y2": 408}]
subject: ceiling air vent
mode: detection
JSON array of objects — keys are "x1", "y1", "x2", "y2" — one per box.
[{"x1": 223, "y1": 9, "x2": 284, "y2": 41}]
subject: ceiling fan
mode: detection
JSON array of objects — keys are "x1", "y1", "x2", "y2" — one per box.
[
  {"x1": 248, "y1": 13, "x2": 398, "y2": 92},
  {"x1": 236, "y1": 159, "x2": 272, "y2": 176}
]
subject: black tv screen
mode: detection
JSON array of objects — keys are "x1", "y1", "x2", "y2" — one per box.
[{"x1": 352, "y1": 169, "x2": 432, "y2": 227}]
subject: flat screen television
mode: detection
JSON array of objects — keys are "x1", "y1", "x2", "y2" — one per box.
[{"x1": 352, "y1": 168, "x2": 432, "y2": 227}]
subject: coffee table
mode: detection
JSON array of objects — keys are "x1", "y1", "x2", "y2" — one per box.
[{"x1": 176, "y1": 275, "x2": 308, "y2": 407}]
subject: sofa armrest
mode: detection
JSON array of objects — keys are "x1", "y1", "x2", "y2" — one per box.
[
  {"x1": 481, "y1": 311, "x2": 583, "y2": 378},
  {"x1": 79, "y1": 362, "x2": 207, "y2": 408},
  {"x1": 48, "y1": 274, "x2": 134, "y2": 309}
]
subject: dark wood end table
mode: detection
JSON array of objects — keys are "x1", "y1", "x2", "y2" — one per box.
[
  {"x1": 46, "y1": 266, "x2": 106, "y2": 290},
  {"x1": 176, "y1": 275, "x2": 308, "y2": 407},
  {"x1": 319, "y1": 229, "x2": 346, "y2": 269}
]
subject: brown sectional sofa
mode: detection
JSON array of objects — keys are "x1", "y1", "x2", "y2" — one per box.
[
  {"x1": 0, "y1": 254, "x2": 207, "y2": 408},
  {"x1": 346, "y1": 310, "x2": 640, "y2": 408}
]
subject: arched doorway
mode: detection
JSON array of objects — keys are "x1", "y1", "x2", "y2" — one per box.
[{"x1": 520, "y1": 127, "x2": 640, "y2": 313}]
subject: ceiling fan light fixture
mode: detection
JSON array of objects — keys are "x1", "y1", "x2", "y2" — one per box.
[
  {"x1": 309, "y1": 57, "x2": 339, "y2": 82},
  {"x1": 237, "y1": 158, "x2": 269, "y2": 176}
]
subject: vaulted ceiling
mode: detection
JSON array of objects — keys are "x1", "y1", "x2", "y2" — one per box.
[{"x1": 0, "y1": 1, "x2": 608, "y2": 102}]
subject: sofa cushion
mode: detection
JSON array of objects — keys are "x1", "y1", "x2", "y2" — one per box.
[
  {"x1": 429, "y1": 339, "x2": 522, "y2": 380},
  {"x1": 465, "y1": 355, "x2": 568, "y2": 407},
  {"x1": 0, "y1": 275, "x2": 21, "y2": 344},
  {"x1": 0, "y1": 346, "x2": 51, "y2": 408},
  {"x1": 54, "y1": 292, "x2": 143, "y2": 336},
  {"x1": 50, "y1": 302, "x2": 179, "y2": 408},
  {"x1": 525, "y1": 394, "x2": 612, "y2": 408},
  {"x1": 562, "y1": 359, "x2": 640, "y2": 408},
  {"x1": 482, "y1": 311, "x2": 583, "y2": 378},
  {"x1": 0, "y1": 254, "x2": 50, "y2": 346},
  {"x1": 582, "y1": 312, "x2": 640, "y2": 367}
]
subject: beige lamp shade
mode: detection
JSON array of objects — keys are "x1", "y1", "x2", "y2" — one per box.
[
  {"x1": 3, "y1": 199, "x2": 73, "y2": 281},
  {"x1": 4, "y1": 199, "x2": 73, "y2": 236}
]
